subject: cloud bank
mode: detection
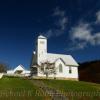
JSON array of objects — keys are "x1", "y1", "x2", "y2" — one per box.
[
  {"x1": 42, "y1": 8, "x2": 100, "y2": 51},
  {"x1": 69, "y1": 11, "x2": 100, "y2": 50}
]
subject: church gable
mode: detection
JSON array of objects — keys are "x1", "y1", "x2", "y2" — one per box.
[
  {"x1": 55, "y1": 58, "x2": 66, "y2": 65},
  {"x1": 54, "y1": 58, "x2": 65, "y2": 74},
  {"x1": 14, "y1": 65, "x2": 25, "y2": 72},
  {"x1": 55, "y1": 58, "x2": 65, "y2": 67}
]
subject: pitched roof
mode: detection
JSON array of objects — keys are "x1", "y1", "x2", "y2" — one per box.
[
  {"x1": 46, "y1": 53, "x2": 79, "y2": 66},
  {"x1": 14, "y1": 64, "x2": 25, "y2": 72},
  {"x1": 38, "y1": 35, "x2": 46, "y2": 39}
]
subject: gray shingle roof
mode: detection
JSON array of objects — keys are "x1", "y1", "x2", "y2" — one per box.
[{"x1": 46, "y1": 53, "x2": 79, "y2": 66}]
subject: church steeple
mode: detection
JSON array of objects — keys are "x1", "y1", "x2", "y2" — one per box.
[{"x1": 36, "y1": 35, "x2": 47, "y2": 65}]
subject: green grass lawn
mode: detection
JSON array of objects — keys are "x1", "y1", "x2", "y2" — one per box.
[
  {"x1": 0, "y1": 76, "x2": 44, "y2": 100},
  {"x1": 0, "y1": 76, "x2": 100, "y2": 100},
  {"x1": 42, "y1": 79, "x2": 100, "y2": 100}
]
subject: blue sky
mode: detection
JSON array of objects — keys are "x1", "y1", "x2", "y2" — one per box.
[{"x1": 0, "y1": 0, "x2": 100, "y2": 69}]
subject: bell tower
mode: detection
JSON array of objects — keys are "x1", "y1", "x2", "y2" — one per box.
[{"x1": 36, "y1": 35, "x2": 47, "y2": 65}]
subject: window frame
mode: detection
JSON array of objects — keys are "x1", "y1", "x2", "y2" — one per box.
[
  {"x1": 59, "y1": 64, "x2": 63, "y2": 73},
  {"x1": 69, "y1": 66, "x2": 72, "y2": 74}
]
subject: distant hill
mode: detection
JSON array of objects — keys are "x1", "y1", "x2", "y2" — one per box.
[{"x1": 79, "y1": 60, "x2": 100, "y2": 83}]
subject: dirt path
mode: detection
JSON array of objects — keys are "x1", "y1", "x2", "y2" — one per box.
[{"x1": 30, "y1": 79, "x2": 68, "y2": 100}]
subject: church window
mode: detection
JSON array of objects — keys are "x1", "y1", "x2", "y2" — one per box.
[
  {"x1": 59, "y1": 64, "x2": 63, "y2": 73},
  {"x1": 40, "y1": 41, "x2": 44, "y2": 44},
  {"x1": 69, "y1": 67, "x2": 72, "y2": 74}
]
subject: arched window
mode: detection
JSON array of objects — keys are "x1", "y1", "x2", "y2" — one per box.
[{"x1": 59, "y1": 64, "x2": 63, "y2": 73}]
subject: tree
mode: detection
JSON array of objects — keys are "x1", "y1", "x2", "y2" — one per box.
[
  {"x1": 0, "y1": 63, "x2": 9, "y2": 73},
  {"x1": 39, "y1": 61, "x2": 57, "y2": 79}
]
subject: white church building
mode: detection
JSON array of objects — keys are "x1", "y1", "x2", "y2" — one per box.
[{"x1": 30, "y1": 35, "x2": 79, "y2": 80}]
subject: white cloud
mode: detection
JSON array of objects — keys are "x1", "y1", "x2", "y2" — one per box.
[
  {"x1": 57, "y1": 17, "x2": 68, "y2": 30},
  {"x1": 45, "y1": 28, "x2": 64, "y2": 38},
  {"x1": 70, "y1": 23, "x2": 92, "y2": 42},
  {"x1": 96, "y1": 11, "x2": 100, "y2": 24},
  {"x1": 67, "y1": 42, "x2": 87, "y2": 51},
  {"x1": 53, "y1": 7, "x2": 65, "y2": 17},
  {"x1": 53, "y1": 7, "x2": 68, "y2": 30},
  {"x1": 93, "y1": 32, "x2": 100, "y2": 44},
  {"x1": 45, "y1": 29, "x2": 53, "y2": 38},
  {"x1": 45, "y1": 7, "x2": 68, "y2": 38},
  {"x1": 69, "y1": 22, "x2": 100, "y2": 50}
]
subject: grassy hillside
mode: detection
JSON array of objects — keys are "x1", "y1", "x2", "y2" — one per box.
[
  {"x1": 79, "y1": 60, "x2": 100, "y2": 83},
  {"x1": 0, "y1": 76, "x2": 100, "y2": 100},
  {"x1": 0, "y1": 76, "x2": 44, "y2": 100},
  {"x1": 42, "y1": 79, "x2": 100, "y2": 100}
]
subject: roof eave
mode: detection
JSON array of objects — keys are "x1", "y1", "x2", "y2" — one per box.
[{"x1": 65, "y1": 64, "x2": 79, "y2": 67}]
